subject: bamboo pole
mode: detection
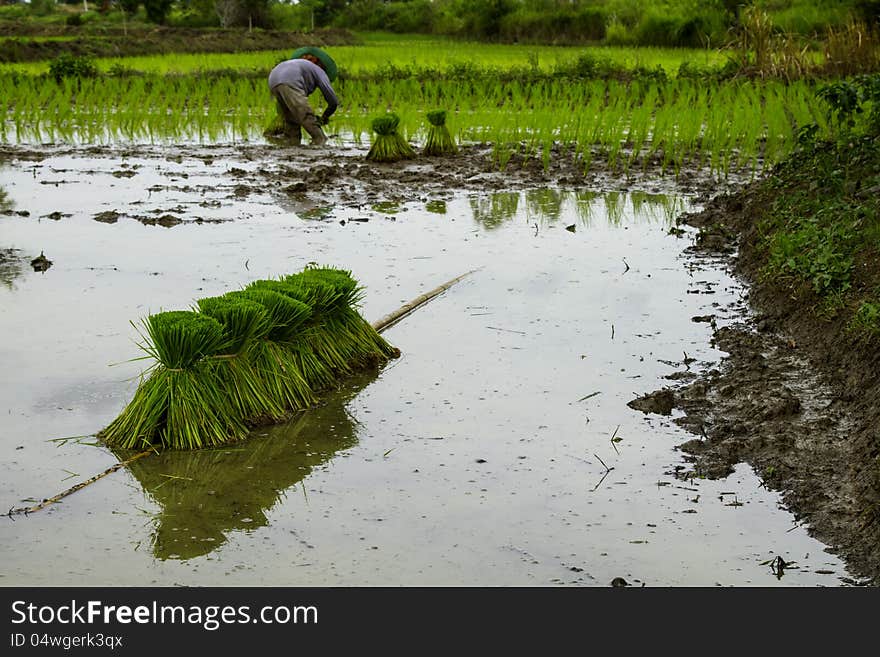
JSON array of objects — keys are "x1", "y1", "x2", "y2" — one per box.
[
  {"x1": 372, "y1": 269, "x2": 477, "y2": 334},
  {"x1": 5, "y1": 270, "x2": 476, "y2": 516},
  {"x1": 6, "y1": 449, "x2": 153, "y2": 517}
]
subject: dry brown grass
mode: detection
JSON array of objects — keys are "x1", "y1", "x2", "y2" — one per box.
[
  {"x1": 823, "y1": 19, "x2": 880, "y2": 76},
  {"x1": 729, "y1": 6, "x2": 811, "y2": 80}
]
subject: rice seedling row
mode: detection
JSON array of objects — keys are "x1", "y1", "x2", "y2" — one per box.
[
  {"x1": 1, "y1": 72, "x2": 827, "y2": 176},
  {"x1": 0, "y1": 41, "x2": 725, "y2": 77}
]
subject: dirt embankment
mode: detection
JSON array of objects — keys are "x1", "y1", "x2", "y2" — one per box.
[
  {"x1": 629, "y1": 185, "x2": 880, "y2": 585},
  {"x1": 0, "y1": 26, "x2": 358, "y2": 63}
]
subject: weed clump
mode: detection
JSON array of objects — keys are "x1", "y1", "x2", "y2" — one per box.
[
  {"x1": 48, "y1": 53, "x2": 98, "y2": 82},
  {"x1": 422, "y1": 110, "x2": 458, "y2": 156},
  {"x1": 366, "y1": 113, "x2": 415, "y2": 162}
]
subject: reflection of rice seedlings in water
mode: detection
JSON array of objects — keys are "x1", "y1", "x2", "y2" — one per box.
[
  {"x1": 425, "y1": 199, "x2": 447, "y2": 214},
  {"x1": 117, "y1": 374, "x2": 370, "y2": 560},
  {"x1": 99, "y1": 311, "x2": 248, "y2": 450},
  {"x1": 469, "y1": 192, "x2": 520, "y2": 229},
  {"x1": 630, "y1": 192, "x2": 684, "y2": 224},
  {"x1": 604, "y1": 191, "x2": 625, "y2": 225},
  {"x1": 525, "y1": 188, "x2": 564, "y2": 224},
  {"x1": 574, "y1": 191, "x2": 600, "y2": 227}
]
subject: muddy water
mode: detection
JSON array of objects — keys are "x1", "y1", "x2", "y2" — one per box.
[{"x1": 0, "y1": 147, "x2": 853, "y2": 586}]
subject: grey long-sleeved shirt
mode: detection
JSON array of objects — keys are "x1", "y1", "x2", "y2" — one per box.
[{"x1": 268, "y1": 59, "x2": 338, "y2": 119}]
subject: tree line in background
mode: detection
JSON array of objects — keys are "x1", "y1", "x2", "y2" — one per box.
[{"x1": 6, "y1": 0, "x2": 880, "y2": 46}]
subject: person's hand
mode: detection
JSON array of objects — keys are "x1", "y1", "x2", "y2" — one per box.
[{"x1": 318, "y1": 115, "x2": 330, "y2": 127}]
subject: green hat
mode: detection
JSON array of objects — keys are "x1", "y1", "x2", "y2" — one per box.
[{"x1": 291, "y1": 46, "x2": 338, "y2": 82}]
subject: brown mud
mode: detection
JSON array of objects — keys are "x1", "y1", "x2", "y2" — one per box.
[
  {"x1": 0, "y1": 26, "x2": 357, "y2": 63},
  {"x1": 0, "y1": 141, "x2": 740, "y2": 213},
  {"x1": 629, "y1": 190, "x2": 880, "y2": 586}
]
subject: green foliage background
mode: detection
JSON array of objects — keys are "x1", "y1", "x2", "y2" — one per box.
[{"x1": 1, "y1": 1, "x2": 872, "y2": 45}]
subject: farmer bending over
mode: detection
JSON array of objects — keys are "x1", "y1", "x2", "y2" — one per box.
[{"x1": 268, "y1": 54, "x2": 338, "y2": 146}]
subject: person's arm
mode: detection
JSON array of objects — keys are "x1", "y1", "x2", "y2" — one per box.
[{"x1": 315, "y1": 72, "x2": 338, "y2": 123}]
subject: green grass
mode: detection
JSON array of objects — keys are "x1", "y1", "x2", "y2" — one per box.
[
  {"x1": 755, "y1": 113, "x2": 880, "y2": 339},
  {"x1": 0, "y1": 36, "x2": 727, "y2": 77}
]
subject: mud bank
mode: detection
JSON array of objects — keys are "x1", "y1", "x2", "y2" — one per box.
[
  {"x1": 0, "y1": 142, "x2": 741, "y2": 211},
  {"x1": 630, "y1": 189, "x2": 880, "y2": 585}
]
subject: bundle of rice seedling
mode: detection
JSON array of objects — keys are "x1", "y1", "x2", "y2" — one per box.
[
  {"x1": 366, "y1": 113, "x2": 415, "y2": 163},
  {"x1": 262, "y1": 107, "x2": 287, "y2": 139},
  {"x1": 99, "y1": 311, "x2": 248, "y2": 450},
  {"x1": 228, "y1": 287, "x2": 317, "y2": 412},
  {"x1": 422, "y1": 109, "x2": 458, "y2": 156},
  {"x1": 98, "y1": 266, "x2": 402, "y2": 452},
  {"x1": 195, "y1": 295, "x2": 287, "y2": 423},
  {"x1": 245, "y1": 279, "x2": 340, "y2": 390},
  {"x1": 284, "y1": 266, "x2": 399, "y2": 369}
]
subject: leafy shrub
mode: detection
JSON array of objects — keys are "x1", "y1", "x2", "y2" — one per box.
[
  {"x1": 604, "y1": 16, "x2": 635, "y2": 46},
  {"x1": 48, "y1": 54, "x2": 98, "y2": 82},
  {"x1": 499, "y1": 7, "x2": 606, "y2": 43},
  {"x1": 818, "y1": 74, "x2": 880, "y2": 134},
  {"x1": 850, "y1": 301, "x2": 880, "y2": 336}
]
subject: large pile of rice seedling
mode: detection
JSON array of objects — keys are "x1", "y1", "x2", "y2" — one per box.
[
  {"x1": 99, "y1": 311, "x2": 248, "y2": 450},
  {"x1": 230, "y1": 287, "x2": 316, "y2": 412},
  {"x1": 195, "y1": 295, "x2": 287, "y2": 423},
  {"x1": 99, "y1": 267, "x2": 398, "y2": 451},
  {"x1": 288, "y1": 266, "x2": 399, "y2": 367},
  {"x1": 366, "y1": 113, "x2": 415, "y2": 163},
  {"x1": 422, "y1": 109, "x2": 458, "y2": 156}
]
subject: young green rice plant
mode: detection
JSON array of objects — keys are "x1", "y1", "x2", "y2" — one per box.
[
  {"x1": 366, "y1": 113, "x2": 415, "y2": 162},
  {"x1": 262, "y1": 105, "x2": 287, "y2": 139},
  {"x1": 290, "y1": 266, "x2": 398, "y2": 366},
  {"x1": 254, "y1": 277, "x2": 353, "y2": 375},
  {"x1": 99, "y1": 311, "x2": 248, "y2": 450},
  {"x1": 254, "y1": 267, "x2": 399, "y2": 379},
  {"x1": 229, "y1": 287, "x2": 318, "y2": 412},
  {"x1": 422, "y1": 109, "x2": 458, "y2": 156},
  {"x1": 243, "y1": 279, "x2": 339, "y2": 390},
  {"x1": 195, "y1": 295, "x2": 288, "y2": 424}
]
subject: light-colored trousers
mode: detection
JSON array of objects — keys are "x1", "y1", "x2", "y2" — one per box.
[{"x1": 270, "y1": 84, "x2": 327, "y2": 146}]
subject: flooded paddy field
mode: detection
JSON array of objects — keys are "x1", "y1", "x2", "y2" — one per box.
[{"x1": 0, "y1": 142, "x2": 858, "y2": 586}]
